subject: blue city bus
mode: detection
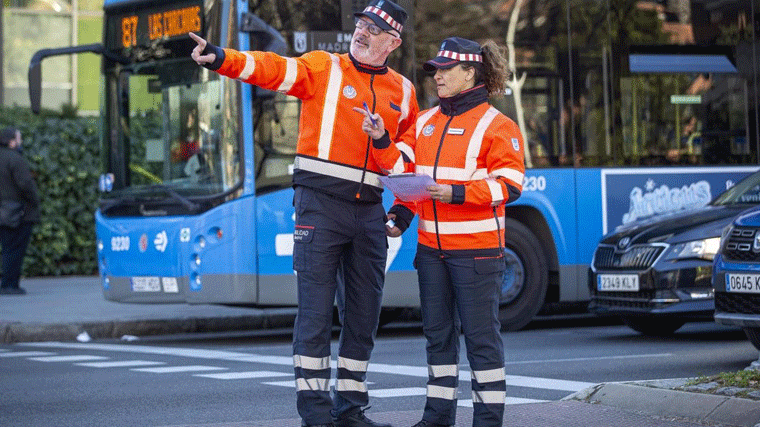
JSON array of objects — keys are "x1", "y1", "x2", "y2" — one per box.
[{"x1": 28, "y1": 0, "x2": 760, "y2": 330}]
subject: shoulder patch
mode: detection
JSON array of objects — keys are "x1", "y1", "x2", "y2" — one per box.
[{"x1": 511, "y1": 138, "x2": 520, "y2": 152}]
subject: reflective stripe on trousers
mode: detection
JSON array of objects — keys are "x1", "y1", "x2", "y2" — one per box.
[
  {"x1": 416, "y1": 248, "x2": 506, "y2": 427},
  {"x1": 292, "y1": 186, "x2": 387, "y2": 425}
]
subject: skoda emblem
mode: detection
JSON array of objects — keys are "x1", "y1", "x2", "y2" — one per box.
[
  {"x1": 618, "y1": 237, "x2": 631, "y2": 249},
  {"x1": 423, "y1": 124, "x2": 435, "y2": 136}
]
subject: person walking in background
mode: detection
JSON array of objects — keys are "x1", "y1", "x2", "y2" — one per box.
[
  {"x1": 188, "y1": 1, "x2": 418, "y2": 426},
  {"x1": 0, "y1": 128, "x2": 40, "y2": 296},
  {"x1": 357, "y1": 37, "x2": 525, "y2": 427}
]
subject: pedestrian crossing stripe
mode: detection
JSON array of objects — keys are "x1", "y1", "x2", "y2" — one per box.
[
  {"x1": 76, "y1": 360, "x2": 166, "y2": 368},
  {"x1": 131, "y1": 365, "x2": 227, "y2": 373},
  {"x1": 29, "y1": 355, "x2": 108, "y2": 362},
  {"x1": 0, "y1": 351, "x2": 56, "y2": 357},
  {"x1": 195, "y1": 371, "x2": 293, "y2": 380}
]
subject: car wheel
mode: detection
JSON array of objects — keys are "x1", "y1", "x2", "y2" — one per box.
[
  {"x1": 499, "y1": 218, "x2": 548, "y2": 331},
  {"x1": 621, "y1": 316, "x2": 685, "y2": 336},
  {"x1": 743, "y1": 327, "x2": 760, "y2": 351}
]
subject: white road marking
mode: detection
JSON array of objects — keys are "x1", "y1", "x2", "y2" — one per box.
[
  {"x1": 194, "y1": 371, "x2": 292, "y2": 380},
  {"x1": 29, "y1": 355, "x2": 108, "y2": 362},
  {"x1": 76, "y1": 360, "x2": 166, "y2": 368},
  {"x1": 369, "y1": 387, "x2": 426, "y2": 398},
  {"x1": 0, "y1": 351, "x2": 56, "y2": 357},
  {"x1": 19, "y1": 342, "x2": 615, "y2": 394},
  {"x1": 503, "y1": 353, "x2": 673, "y2": 365},
  {"x1": 131, "y1": 365, "x2": 227, "y2": 373}
]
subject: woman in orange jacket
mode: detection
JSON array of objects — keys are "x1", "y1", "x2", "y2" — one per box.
[{"x1": 357, "y1": 37, "x2": 525, "y2": 427}]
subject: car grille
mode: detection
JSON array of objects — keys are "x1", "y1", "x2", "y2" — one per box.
[
  {"x1": 722, "y1": 227, "x2": 760, "y2": 262},
  {"x1": 593, "y1": 244, "x2": 665, "y2": 270},
  {"x1": 591, "y1": 290, "x2": 658, "y2": 309},
  {"x1": 715, "y1": 292, "x2": 760, "y2": 314}
]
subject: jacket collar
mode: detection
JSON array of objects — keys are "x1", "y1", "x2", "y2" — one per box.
[
  {"x1": 348, "y1": 52, "x2": 389, "y2": 75},
  {"x1": 439, "y1": 84, "x2": 488, "y2": 116}
]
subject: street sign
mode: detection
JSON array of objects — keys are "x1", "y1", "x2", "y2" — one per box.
[{"x1": 293, "y1": 31, "x2": 353, "y2": 54}]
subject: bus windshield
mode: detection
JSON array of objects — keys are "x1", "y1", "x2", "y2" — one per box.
[{"x1": 102, "y1": 57, "x2": 240, "y2": 212}]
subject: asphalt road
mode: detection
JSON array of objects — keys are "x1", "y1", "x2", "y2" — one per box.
[{"x1": 1, "y1": 317, "x2": 756, "y2": 427}]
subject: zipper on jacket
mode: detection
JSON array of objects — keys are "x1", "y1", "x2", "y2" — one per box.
[
  {"x1": 493, "y1": 206, "x2": 504, "y2": 258},
  {"x1": 432, "y1": 114, "x2": 455, "y2": 254},
  {"x1": 356, "y1": 74, "x2": 376, "y2": 200}
]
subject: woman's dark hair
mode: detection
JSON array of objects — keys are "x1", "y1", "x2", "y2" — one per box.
[{"x1": 461, "y1": 40, "x2": 510, "y2": 96}]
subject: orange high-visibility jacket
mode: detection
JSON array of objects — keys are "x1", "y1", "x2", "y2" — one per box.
[
  {"x1": 213, "y1": 48, "x2": 418, "y2": 203},
  {"x1": 374, "y1": 85, "x2": 525, "y2": 251}
]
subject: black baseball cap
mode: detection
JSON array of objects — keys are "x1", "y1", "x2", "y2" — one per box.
[
  {"x1": 423, "y1": 37, "x2": 483, "y2": 72},
  {"x1": 354, "y1": 0, "x2": 408, "y2": 34}
]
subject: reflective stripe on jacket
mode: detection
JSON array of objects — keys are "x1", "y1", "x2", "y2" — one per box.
[
  {"x1": 376, "y1": 87, "x2": 525, "y2": 250},
  {"x1": 215, "y1": 48, "x2": 418, "y2": 202}
]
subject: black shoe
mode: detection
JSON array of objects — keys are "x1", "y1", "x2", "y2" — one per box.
[
  {"x1": 303, "y1": 424, "x2": 335, "y2": 427},
  {"x1": 334, "y1": 407, "x2": 391, "y2": 427},
  {"x1": 410, "y1": 420, "x2": 452, "y2": 427},
  {"x1": 0, "y1": 287, "x2": 26, "y2": 295}
]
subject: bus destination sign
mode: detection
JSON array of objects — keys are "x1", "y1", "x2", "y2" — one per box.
[{"x1": 109, "y1": 1, "x2": 203, "y2": 51}]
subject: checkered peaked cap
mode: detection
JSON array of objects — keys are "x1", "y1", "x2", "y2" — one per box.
[
  {"x1": 354, "y1": 0, "x2": 407, "y2": 33},
  {"x1": 423, "y1": 37, "x2": 483, "y2": 72}
]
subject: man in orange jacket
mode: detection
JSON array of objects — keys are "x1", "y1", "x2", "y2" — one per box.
[{"x1": 189, "y1": 1, "x2": 418, "y2": 426}]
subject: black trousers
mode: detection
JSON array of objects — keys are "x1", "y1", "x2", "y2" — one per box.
[
  {"x1": 416, "y1": 246, "x2": 506, "y2": 427},
  {"x1": 291, "y1": 186, "x2": 388, "y2": 425},
  {"x1": 0, "y1": 222, "x2": 33, "y2": 289}
]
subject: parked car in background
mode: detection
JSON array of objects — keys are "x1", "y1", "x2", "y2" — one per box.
[
  {"x1": 713, "y1": 204, "x2": 760, "y2": 351},
  {"x1": 589, "y1": 169, "x2": 760, "y2": 336}
]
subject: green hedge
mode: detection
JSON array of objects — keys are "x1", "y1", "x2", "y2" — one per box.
[{"x1": 0, "y1": 106, "x2": 100, "y2": 276}]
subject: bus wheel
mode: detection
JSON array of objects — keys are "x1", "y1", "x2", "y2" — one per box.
[{"x1": 499, "y1": 218, "x2": 548, "y2": 331}]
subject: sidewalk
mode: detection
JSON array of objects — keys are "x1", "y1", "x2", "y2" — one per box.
[
  {"x1": 0, "y1": 276, "x2": 297, "y2": 343},
  {"x1": 1, "y1": 276, "x2": 759, "y2": 427}
]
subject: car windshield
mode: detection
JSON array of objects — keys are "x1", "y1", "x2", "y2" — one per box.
[{"x1": 713, "y1": 171, "x2": 760, "y2": 205}]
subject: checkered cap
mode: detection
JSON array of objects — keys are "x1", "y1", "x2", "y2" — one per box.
[
  {"x1": 423, "y1": 37, "x2": 483, "y2": 71},
  {"x1": 354, "y1": 0, "x2": 407, "y2": 33}
]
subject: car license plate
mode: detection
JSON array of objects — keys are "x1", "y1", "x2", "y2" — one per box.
[
  {"x1": 597, "y1": 274, "x2": 639, "y2": 292},
  {"x1": 725, "y1": 273, "x2": 760, "y2": 294},
  {"x1": 131, "y1": 276, "x2": 161, "y2": 292}
]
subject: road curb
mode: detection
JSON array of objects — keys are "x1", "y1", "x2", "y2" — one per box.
[
  {"x1": 0, "y1": 311, "x2": 296, "y2": 344},
  {"x1": 564, "y1": 382, "x2": 760, "y2": 427}
]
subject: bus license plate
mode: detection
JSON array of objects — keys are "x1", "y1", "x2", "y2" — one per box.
[
  {"x1": 725, "y1": 273, "x2": 760, "y2": 294},
  {"x1": 131, "y1": 276, "x2": 161, "y2": 292},
  {"x1": 597, "y1": 274, "x2": 639, "y2": 292}
]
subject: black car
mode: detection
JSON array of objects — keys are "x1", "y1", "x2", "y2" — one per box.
[{"x1": 589, "y1": 169, "x2": 760, "y2": 335}]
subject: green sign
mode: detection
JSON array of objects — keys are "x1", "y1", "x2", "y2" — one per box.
[{"x1": 670, "y1": 95, "x2": 702, "y2": 104}]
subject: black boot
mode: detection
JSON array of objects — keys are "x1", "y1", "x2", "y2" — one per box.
[{"x1": 334, "y1": 407, "x2": 391, "y2": 427}]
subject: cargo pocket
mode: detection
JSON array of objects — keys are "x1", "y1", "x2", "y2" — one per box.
[{"x1": 293, "y1": 225, "x2": 314, "y2": 272}]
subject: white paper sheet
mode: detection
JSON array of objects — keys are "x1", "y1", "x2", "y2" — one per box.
[{"x1": 378, "y1": 173, "x2": 436, "y2": 202}]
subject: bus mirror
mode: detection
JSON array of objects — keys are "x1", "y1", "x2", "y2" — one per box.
[
  {"x1": 26, "y1": 43, "x2": 118, "y2": 115},
  {"x1": 240, "y1": 13, "x2": 287, "y2": 56},
  {"x1": 28, "y1": 51, "x2": 43, "y2": 115}
]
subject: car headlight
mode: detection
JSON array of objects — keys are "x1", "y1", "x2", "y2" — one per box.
[{"x1": 665, "y1": 237, "x2": 722, "y2": 261}]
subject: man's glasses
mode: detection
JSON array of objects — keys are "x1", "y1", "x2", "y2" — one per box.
[{"x1": 355, "y1": 18, "x2": 395, "y2": 37}]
